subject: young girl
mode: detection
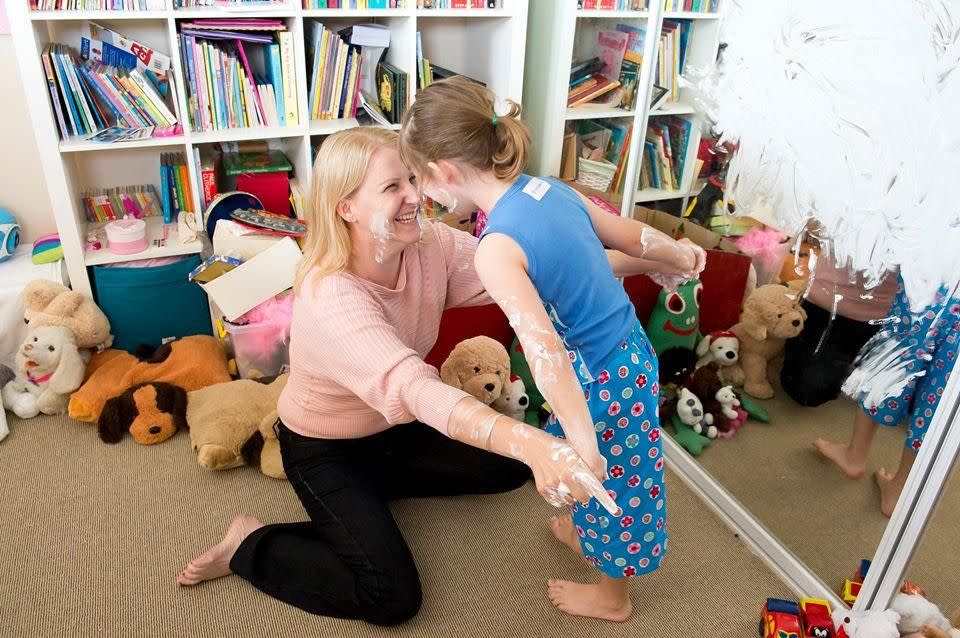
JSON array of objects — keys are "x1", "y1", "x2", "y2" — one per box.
[{"x1": 399, "y1": 76, "x2": 706, "y2": 622}]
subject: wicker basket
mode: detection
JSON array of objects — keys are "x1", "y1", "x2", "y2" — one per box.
[{"x1": 576, "y1": 157, "x2": 617, "y2": 192}]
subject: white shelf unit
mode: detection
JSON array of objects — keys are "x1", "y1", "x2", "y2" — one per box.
[
  {"x1": 523, "y1": 0, "x2": 721, "y2": 217},
  {"x1": 9, "y1": 0, "x2": 529, "y2": 299}
]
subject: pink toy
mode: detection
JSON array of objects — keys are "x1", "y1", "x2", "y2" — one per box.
[
  {"x1": 226, "y1": 292, "x2": 294, "y2": 379},
  {"x1": 716, "y1": 407, "x2": 748, "y2": 439},
  {"x1": 730, "y1": 226, "x2": 790, "y2": 285}
]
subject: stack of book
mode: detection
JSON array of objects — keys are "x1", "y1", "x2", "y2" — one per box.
[
  {"x1": 578, "y1": 0, "x2": 647, "y2": 9},
  {"x1": 560, "y1": 119, "x2": 633, "y2": 195},
  {"x1": 80, "y1": 185, "x2": 162, "y2": 223},
  {"x1": 32, "y1": 0, "x2": 165, "y2": 8},
  {"x1": 377, "y1": 60, "x2": 408, "y2": 124},
  {"x1": 664, "y1": 0, "x2": 718, "y2": 12},
  {"x1": 179, "y1": 19, "x2": 299, "y2": 132},
  {"x1": 305, "y1": 1, "x2": 406, "y2": 7},
  {"x1": 160, "y1": 152, "x2": 197, "y2": 223},
  {"x1": 640, "y1": 116, "x2": 700, "y2": 193},
  {"x1": 416, "y1": 1, "x2": 503, "y2": 8},
  {"x1": 656, "y1": 19, "x2": 692, "y2": 103},
  {"x1": 175, "y1": 0, "x2": 287, "y2": 7},
  {"x1": 41, "y1": 43, "x2": 178, "y2": 143},
  {"x1": 568, "y1": 24, "x2": 644, "y2": 110},
  {"x1": 308, "y1": 23, "x2": 393, "y2": 121}
]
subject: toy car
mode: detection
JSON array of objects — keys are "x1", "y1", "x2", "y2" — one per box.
[
  {"x1": 760, "y1": 598, "x2": 802, "y2": 638},
  {"x1": 800, "y1": 598, "x2": 835, "y2": 638}
]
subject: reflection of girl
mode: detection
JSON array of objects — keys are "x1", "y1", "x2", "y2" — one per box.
[{"x1": 815, "y1": 278, "x2": 960, "y2": 516}]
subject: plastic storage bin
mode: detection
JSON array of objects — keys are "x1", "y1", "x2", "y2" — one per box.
[
  {"x1": 91, "y1": 255, "x2": 212, "y2": 353},
  {"x1": 223, "y1": 319, "x2": 290, "y2": 379}
]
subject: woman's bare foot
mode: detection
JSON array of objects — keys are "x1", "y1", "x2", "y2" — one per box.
[
  {"x1": 177, "y1": 514, "x2": 264, "y2": 586},
  {"x1": 875, "y1": 467, "x2": 904, "y2": 518},
  {"x1": 547, "y1": 578, "x2": 632, "y2": 622},
  {"x1": 550, "y1": 515, "x2": 583, "y2": 556},
  {"x1": 813, "y1": 438, "x2": 866, "y2": 479}
]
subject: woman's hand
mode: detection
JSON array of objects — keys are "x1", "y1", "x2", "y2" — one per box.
[{"x1": 525, "y1": 429, "x2": 617, "y2": 514}]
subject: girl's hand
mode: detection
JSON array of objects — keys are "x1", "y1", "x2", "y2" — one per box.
[
  {"x1": 677, "y1": 238, "x2": 707, "y2": 279},
  {"x1": 526, "y1": 431, "x2": 618, "y2": 515}
]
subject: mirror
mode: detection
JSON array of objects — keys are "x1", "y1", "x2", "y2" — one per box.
[{"x1": 643, "y1": 0, "x2": 960, "y2": 604}]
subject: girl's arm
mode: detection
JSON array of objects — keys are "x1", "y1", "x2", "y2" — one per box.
[
  {"x1": 474, "y1": 233, "x2": 607, "y2": 483},
  {"x1": 606, "y1": 250, "x2": 673, "y2": 278},
  {"x1": 446, "y1": 398, "x2": 617, "y2": 514},
  {"x1": 577, "y1": 191, "x2": 706, "y2": 279}
]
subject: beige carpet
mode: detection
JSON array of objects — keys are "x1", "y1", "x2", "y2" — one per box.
[
  {"x1": 0, "y1": 412, "x2": 791, "y2": 638},
  {"x1": 693, "y1": 390, "x2": 959, "y2": 609}
]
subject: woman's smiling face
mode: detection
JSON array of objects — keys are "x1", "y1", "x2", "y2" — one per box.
[{"x1": 339, "y1": 145, "x2": 422, "y2": 258}]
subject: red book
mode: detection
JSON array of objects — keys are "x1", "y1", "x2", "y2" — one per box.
[
  {"x1": 451, "y1": 0, "x2": 468, "y2": 7},
  {"x1": 597, "y1": 0, "x2": 615, "y2": 9},
  {"x1": 237, "y1": 171, "x2": 291, "y2": 217}
]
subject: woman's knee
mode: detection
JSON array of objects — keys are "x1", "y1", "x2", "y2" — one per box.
[{"x1": 359, "y1": 572, "x2": 423, "y2": 626}]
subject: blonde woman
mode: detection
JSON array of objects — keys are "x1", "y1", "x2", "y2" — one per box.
[{"x1": 176, "y1": 127, "x2": 615, "y2": 626}]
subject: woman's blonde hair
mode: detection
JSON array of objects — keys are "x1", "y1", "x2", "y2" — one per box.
[
  {"x1": 398, "y1": 76, "x2": 530, "y2": 182},
  {"x1": 294, "y1": 126, "x2": 399, "y2": 293}
]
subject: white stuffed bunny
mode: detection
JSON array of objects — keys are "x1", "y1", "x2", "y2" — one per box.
[
  {"x1": 2, "y1": 326, "x2": 86, "y2": 419},
  {"x1": 715, "y1": 385, "x2": 741, "y2": 420},
  {"x1": 677, "y1": 387, "x2": 717, "y2": 439}
]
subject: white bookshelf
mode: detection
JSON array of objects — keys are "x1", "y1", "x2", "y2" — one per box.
[
  {"x1": 8, "y1": 0, "x2": 529, "y2": 298},
  {"x1": 523, "y1": 0, "x2": 721, "y2": 217}
]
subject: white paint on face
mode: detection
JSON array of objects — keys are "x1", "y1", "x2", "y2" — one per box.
[{"x1": 369, "y1": 212, "x2": 394, "y2": 265}]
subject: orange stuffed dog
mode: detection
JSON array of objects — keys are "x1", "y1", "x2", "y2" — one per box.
[{"x1": 69, "y1": 336, "x2": 231, "y2": 423}]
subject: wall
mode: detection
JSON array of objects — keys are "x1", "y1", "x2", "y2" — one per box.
[{"x1": 0, "y1": 35, "x2": 56, "y2": 244}]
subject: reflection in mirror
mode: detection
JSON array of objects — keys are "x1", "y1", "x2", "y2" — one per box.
[
  {"x1": 647, "y1": 0, "x2": 960, "y2": 598},
  {"x1": 888, "y1": 462, "x2": 959, "y2": 637}
]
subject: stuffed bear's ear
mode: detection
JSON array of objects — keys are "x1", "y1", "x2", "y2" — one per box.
[
  {"x1": 695, "y1": 336, "x2": 711, "y2": 357},
  {"x1": 439, "y1": 355, "x2": 463, "y2": 389},
  {"x1": 741, "y1": 308, "x2": 768, "y2": 341},
  {"x1": 98, "y1": 394, "x2": 133, "y2": 444}
]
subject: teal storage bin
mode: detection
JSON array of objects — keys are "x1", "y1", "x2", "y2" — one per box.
[{"x1": 91, "y1": 256, "x2": 212, "y2": 353}]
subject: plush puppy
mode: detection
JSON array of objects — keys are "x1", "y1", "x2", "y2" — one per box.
[
  {"x1": 696, "y1": 330, "x2": 740, "y2": 370},
  {"x1": 676, "y1": 387, "x2": 716, "y2": 439},
  {"x1": 715, "y1": 385, "x2": 741, "y2": 420},
  {"x1": 726, "y1": 284, "x2": 807, "y2": 399},
  {"x1": 3, "y1": 326, "x2": 85, "y2": 419},
  {"x1": 685, "y1": 363, "x2": 729, "y2": 433},
  {"x1": 491, "y1": 375, "x2": 530, "y2": 421},
  {"x1": 22, "y1": 280, "x2": 113, "y2": 352},
  {"x1": 97, "y1": 382, "x2": 188, "y2": 444},
  {"x1": 440, "y1": 336, "x2": 510, "y2": 405}
]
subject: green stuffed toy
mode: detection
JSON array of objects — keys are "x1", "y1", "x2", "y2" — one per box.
[
  {"x1": 737, "y1": 393, "x2": 770, "y2": 423},
  {"x1": 509, "y1": 336, "x2": 545, "y2": 427},
  {"x1": 645, "y1": 280, "x2": 703, "y2": 356}
]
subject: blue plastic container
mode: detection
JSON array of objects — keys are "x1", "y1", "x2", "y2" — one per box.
[{"x1": 91, "y1": 255, "x2": 212, "y2": 353}]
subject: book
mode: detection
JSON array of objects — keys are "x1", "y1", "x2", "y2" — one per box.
[
  {"x1": 596, "y1": 30, "x2": 629, "y2": 82},
  {"x1": 278, "y1": 31, "x2": 299, "y2": 126},
  {"x1": 567, "y1": 74, "x2": 620, "y2": 107},
  {"x1": 80, "y1": 185, "x2": 161, "y2": 223},
  {"x1": 222, "y1": 150, "x2": 293, "y2": 175}
]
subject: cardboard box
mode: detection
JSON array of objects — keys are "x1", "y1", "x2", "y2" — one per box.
[
  {"x1": 201, "y1": 237, "x2": 302, "y2": 322},
  {"x1": 634, "y1": 205, "x2": 744, "y2": 254}
]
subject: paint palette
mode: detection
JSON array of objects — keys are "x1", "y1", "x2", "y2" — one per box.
[{"x1": 230, "y1": 209, "x2": 308, "y2": 237}]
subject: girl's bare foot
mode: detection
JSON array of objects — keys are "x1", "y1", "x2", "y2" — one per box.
[
  {"x1": 177, "y1": 514, "x2": 264, "y2": 586},
  {"x1": 875, "y1": 467, "x2": 904, "y2": 518},
  {"x1": 547, "y1": 578, "x2": 632, "y2": 622},
  {"x1": 813, "y1": 438, "x2": 866, "y2": 479},
  {"x1": 550, "y1": 515, "x2": 584, "y2": 556}
]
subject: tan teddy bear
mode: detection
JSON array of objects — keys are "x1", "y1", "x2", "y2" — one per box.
[
  {"x1": 440, "y1": 336, "x2": 510, "y2": 406},
  {"x1": 186, "y1": 374, "x2": 288, "y2": 479},
  {"x1": 22, "y1": 280, "x2": 113, "y2": 352},
  {"x1": 726, "y1": 283, "x2": 806, "y2": 399}
]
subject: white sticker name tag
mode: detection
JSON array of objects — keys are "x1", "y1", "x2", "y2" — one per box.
[{"x1": 522, "y1": 177, "x2": 551, "y2": 201}]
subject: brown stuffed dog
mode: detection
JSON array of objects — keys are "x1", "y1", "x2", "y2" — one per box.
[
  {"x1": 685, "y1": 363, "x2": 729, "y2": 433},
  {"x1": 22, "y1": 280, "x2": 113, "y2": 352},
  {"x1": 186, "y1": 375, "x2": 288, "y2": 479},
  {"x1": 440, "y1": 336, "x2": 510, "y2": 405},
  {"x1": 726, "y1": 284, "x2": 806, "y2": 399},
  {"x1": 69, "y1": 336, "x2": 231, "y2": 423},
  {"x1": 97, "y1": 382, "x2": 188, "y2": 445}
]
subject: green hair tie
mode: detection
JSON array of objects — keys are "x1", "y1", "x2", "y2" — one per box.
[{"x1": 492, "y1": 114, "x2": 499, "y2": 127}]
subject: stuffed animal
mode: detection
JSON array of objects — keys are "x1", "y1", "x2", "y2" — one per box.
[
  {"x1": 891, "y1": 594, "x2": 960, "y2": 638},
  {"x1": 645, "y1": 280, "x2": 703, "y2": 356},
  {"x1": 186, "y1": 375, "x2": 288, "y2": 479},
  {"x1": 676, "y1": 387, "x2": 716, "y2": 439},
  {"x1": 715, "y1": 385, "x2": 741, "y2": 420},
  {"x1": 97, "y1": 382, "x2": 188, "y2": 445},
  {"x1": 726, "y1": 284, "x2": 807, "y2": 399},
  {"x1": 491, "y1": 375, "x2": 530, "y2": 421},
  {"x1": 685, "y1": 363, "x2": 729, "y2": 434},
  {"x1": 440, "y1": 336, "x2": 510, "y2": 406},
  {"x1": 22, "y1": 280, "x2": 113, "y2": 352},
  {"x1": 69, "y1": 336, "x2": 231, "y2": 423},
  {"x1": 2, "y1": 326, "x2": 85, "y2": 419},
  {"x1": 832, "y1": 609, "x2": 900, "y2": 638},
  {"x1": 0, "y1": 364, "x2": 15, "y2": 442},
  {"x1": 696, "y1": 330, "x2": 740, "y2": 370},
  {"x1": 509, "y1": 336, "x2": 545, "y2": 425},
  {"x1": 659, "y1": 347, "x2": 699, "y2": 387}
]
